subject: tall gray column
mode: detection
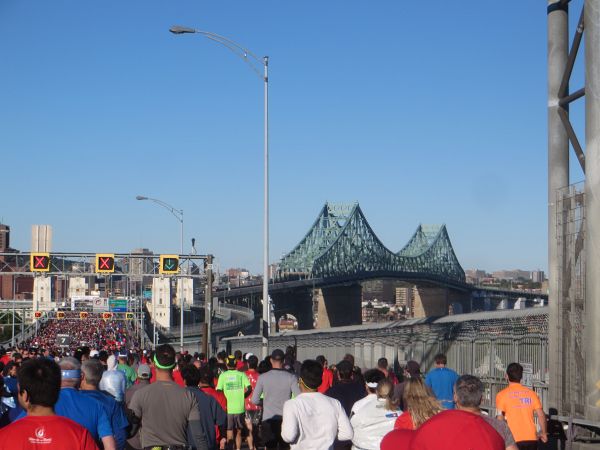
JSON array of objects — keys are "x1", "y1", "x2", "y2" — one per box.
[
  {"x1": 547, "y1": 0, "x2": 569, "y2": 411},
  {"x1": 585, "y1": 0, "x2": 600, "y2": 422}
]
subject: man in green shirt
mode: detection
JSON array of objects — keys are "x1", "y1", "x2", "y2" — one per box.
[
  {"x1": 217, "y1": 355, "x2": 252, "y2": 450},
  {"x1": 117, "y1": 353, "x2": 136, "y2": 389}
]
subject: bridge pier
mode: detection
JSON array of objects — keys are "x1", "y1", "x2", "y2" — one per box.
[
  {"x1": 271, "y1": 290, "x2": 314, "y2": 330},
  {"x1": 315, "y1": 284, "x2": 362, "y2": 328},
  {"x1": 412, "y1": 286, "x2": 470, "y2": 318}
]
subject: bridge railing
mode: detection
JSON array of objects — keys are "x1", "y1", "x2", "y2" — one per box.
[{"x1": 223, "y1": 307, "x2": 549, "y2": 412}]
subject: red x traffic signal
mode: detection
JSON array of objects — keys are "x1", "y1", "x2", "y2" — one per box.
[
  {"x1": 34, "y1": 311, "x2": 42, "y2": 319},
  {"x1": 56, "y1": 311, "x2": 65, "y2": 320},
  {"x1": 80, "y1": 312, "x2": 89, "y2": 319},
  {"x1": 102, "y1": 312, "x2": 113, "y2": 320},
  {"x1": 96, "y1": 254, "x2": 115, "y2": 273},
  {"x1": 30, "y1": 253, "x2": 50, "y2": 272}
]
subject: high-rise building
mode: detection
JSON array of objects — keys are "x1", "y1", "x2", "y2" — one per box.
[
  {"x1": 395, "y1": 286, "x2": 415, "y2": 317},
  {"x1": 0, "y1": 224, "x2": 9, "y2": 251},
  {"x1": 31, "y1": 225, "x2": 52, "y2": 252},
  {"x1": 531, "y1": 270, "x2": 546, "y2": 283}
]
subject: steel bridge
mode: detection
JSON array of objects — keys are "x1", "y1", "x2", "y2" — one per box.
[
  {"x1": 215, "y1": 203, "x2": 544, "y2": 329},
  {"x1": 277, "y1": 202, "x2": 465, "y2": 285}
]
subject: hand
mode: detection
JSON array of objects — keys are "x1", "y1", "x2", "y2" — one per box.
[{"x1": 539, "y1": 432, "x2": 548, "y2": 443}]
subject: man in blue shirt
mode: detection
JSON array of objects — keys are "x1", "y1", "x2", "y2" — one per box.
[
  {"x1": 81, "y1": 358, "x2": 129, "y2": 450},
  {"x1": 425, "y1": 353, "x2": 459, "y2": 409},
  {"x1": 56, "y1": 357, "x2": 117, "y2": 450}
]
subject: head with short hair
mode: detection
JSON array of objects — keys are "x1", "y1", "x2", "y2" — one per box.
[
  {"x1": 506, "y1": 362, "x2": 523, "y2": 382},
  {"x1": 336, "y1": 360, "x2": 354, "y2": 381},
  {"x1": 315, "y1": 355, "x2": 327, "y2": 367},
  {"x1": 434, "y1": 354, "x2": 447, "y2": 366},
  {"x1": 81, "y1": 359, "x2": 104, "y2": 388},
  {"x1": 343, "y1": 353, "x2": 355, "y2": 366},
  {"x1": 247, "y1": 355, "x2": 259, "y2": 370},
  {"x1": 377, "y1": 357, "x2": 389, "y2": 370},
  {"x1": 234, "y1": 350, "x2": 242, "y2": 360},
  {"x1": 154, "y1": 344, "x2": 176, "y2": 371},
  {"x1": 181, "y1": 364, "x2": 201, "y2": 387},
  {"x1": 198, "y1": 365, "x2": 214, "y2": 387},
  {"x1": 18, "y1": 358, "x2": 61, "y2": 410},
  {"x1": 454, "y1": 375, "x2": 483, "y2": 408},
  {"x1": 299, "y1": 359, "x2": 323, "y2": 390}
]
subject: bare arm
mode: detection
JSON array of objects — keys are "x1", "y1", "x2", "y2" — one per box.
[
  {"x1": 101, "y1": 435, "x2": 117, "y2": 450},
  {"x1": 535, "y1": 408, "x2": 548, "y2": 443}
]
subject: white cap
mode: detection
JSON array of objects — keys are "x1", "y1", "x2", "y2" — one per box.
[
  {"x1": 90, "y1": 350, "x2": 100, "y2": 358},
  {"x1": 245, "y1": 352, "x2": 254, "y2": 361}
]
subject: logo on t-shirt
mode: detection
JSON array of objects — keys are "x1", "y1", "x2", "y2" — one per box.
[{"x1": 29, "y1": 427, "x2": 52, "y2": 445}]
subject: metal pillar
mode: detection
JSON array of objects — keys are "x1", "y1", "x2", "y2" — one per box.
[
  {"x1": 547, "y1": 0, "x2": 570, "y2": 411},
  {"x1": 203, "y1": 255, "x2": 213, "y2": 356},
  {"x1": 584, "y1": 0, "x2": 600, "y2": 422}
]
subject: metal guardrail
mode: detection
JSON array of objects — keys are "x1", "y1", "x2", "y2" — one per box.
[{"x1": 157, "y1": 302, "x2": 255, "y2": 338}]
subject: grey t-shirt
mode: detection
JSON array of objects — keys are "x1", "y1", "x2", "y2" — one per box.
[
  {"x1": 129, "y1": 380, "x2": 207, "y2": 449},
  {"x1": 251, "y1": 369, "x2": 300, "y2": 421},
  {"x1": 482, "y1": 414, "x2": 516, "y2": 448}
]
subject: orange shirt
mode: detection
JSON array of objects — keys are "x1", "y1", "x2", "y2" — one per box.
[{"x1": 496, "y1": 382, "x2": 542, "y2": 442}]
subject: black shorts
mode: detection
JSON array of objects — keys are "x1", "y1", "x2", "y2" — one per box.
[{"x1": 227, "y1": 413, "x2": 245, "y2": 430}]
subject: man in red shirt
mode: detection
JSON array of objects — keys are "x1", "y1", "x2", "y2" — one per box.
[{"x1": 0, "y1": 358, "x2": 98, "y2": 449}]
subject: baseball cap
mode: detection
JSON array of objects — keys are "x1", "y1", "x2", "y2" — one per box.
[
  {"x1": 245, "y1": 352, "x2": 254, "y2": 361},
  {"x1": 226, "y1": 355, "x2": 237, "y2": 367},
  {"x1": 410, "y1": 410, "x2": 504, "y2": 450},
  {"x1": 271, "y1": 349, "x2": 285, "y2": 361},
  {"x1": 137, "y1": 364, "x2": 151, "y2": 379},
  {"x1": 89, "y1": 350, "x2": 100, "y2": 358}
]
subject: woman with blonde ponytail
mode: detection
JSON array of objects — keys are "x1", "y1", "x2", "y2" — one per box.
[{"x1": 394, "y1": 377, "x2": 442, "y2": 430}]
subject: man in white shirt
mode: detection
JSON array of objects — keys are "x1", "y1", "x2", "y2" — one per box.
[{"x1": 282, "y1": 359, "x2": 353, "y2": 450}]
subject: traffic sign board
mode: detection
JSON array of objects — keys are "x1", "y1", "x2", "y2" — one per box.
[
  {"x1": 96, "y1": 254, "x2": 115, "y2": 273},
  {"x1": 102, "y1": 312, "x2": 113, "y2": 320},
  {"x1": 109, "y1": 298, "x2": 128, "y2": 312},
  {"x1": 159, "y1": 255, "x2": 179, "y2": 275},
  {"x1": 30, "y1": 253, "x2": 50, "y2": 272},
  {"x1": 56, "y1": 334, "x2": 71, "y2": 347},
  {"x1": 56, "y1": 311, "x2": 65, "y2": 320},
  {"x1": 34, "y1": 311, "x2": 42, "y2": 319},
  {"x1": 125, "y1": 312, "x2": 134, "y2": 320},
  {"x1": 79, "y1": 312, "x2": 89, "y2": 319}
]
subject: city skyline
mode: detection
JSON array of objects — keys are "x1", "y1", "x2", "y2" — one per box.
[{"x1": 1, "y1": 1, "x2": 578, "y2": 273}]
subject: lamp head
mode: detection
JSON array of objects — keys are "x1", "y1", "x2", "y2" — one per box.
[
  {"x1": 136, "y1": 196, "x2": 148, "y2": 201},
  {"x1": 170, "y1": 26, "x2": 196, "y2": 35}
]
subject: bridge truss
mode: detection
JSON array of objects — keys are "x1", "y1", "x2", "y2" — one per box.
[{"x1": 277, "y1": 203, "x2": 465, "y2": 284}]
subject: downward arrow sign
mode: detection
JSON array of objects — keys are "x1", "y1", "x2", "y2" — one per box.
[{"x1": 165, "y1": 260, "x2": 176, "y2": 270}]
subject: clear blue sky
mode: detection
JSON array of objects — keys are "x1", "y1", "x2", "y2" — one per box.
[{"x1": 0, "y1": 1, "x2": 586, "y2": 274}]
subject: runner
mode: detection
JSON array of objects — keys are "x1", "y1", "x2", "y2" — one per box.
[
  {"x1": 216, "y1": 355, "x2": 252, "y2": 450},
  {"x1": 496, "y1": 363, "x2": 547, "y2": 450},
  {"x1": 128, "y1": 344, "x2": 208, "y2": 450},
  {"x1": 244, "y1": 354, "x2": 262, "y2": 450},
  {"x1": 0, "y1": 358, "x2": 98, "y2": 450}
]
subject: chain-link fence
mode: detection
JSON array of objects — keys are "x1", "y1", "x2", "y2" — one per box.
[{"x1": 224, "y1": 307, "x2": 548, "y2": 410}]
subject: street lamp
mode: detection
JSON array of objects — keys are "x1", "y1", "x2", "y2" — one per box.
[
  {"x1": 169, "y1": 26, "x2": 271, "y2": 359},
  {"x1": 136, "y1": 195, "x2": 185, "y2": 351}
]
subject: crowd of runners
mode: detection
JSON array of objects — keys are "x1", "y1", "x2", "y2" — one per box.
[{"x1": 0, "y1": 318, "x2": 561, "y2": 450}]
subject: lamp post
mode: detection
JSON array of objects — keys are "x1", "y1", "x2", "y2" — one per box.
[
  {"x1": 169, "y1": 26, "x2": 271, "y2": 359},
  {"x1": 136, "y1": 195, "x2": 185, "y2": 351}
]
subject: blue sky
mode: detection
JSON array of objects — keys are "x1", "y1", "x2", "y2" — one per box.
[{"x1": 0, "y1": 1, "x2": 586, "y2": 274}]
